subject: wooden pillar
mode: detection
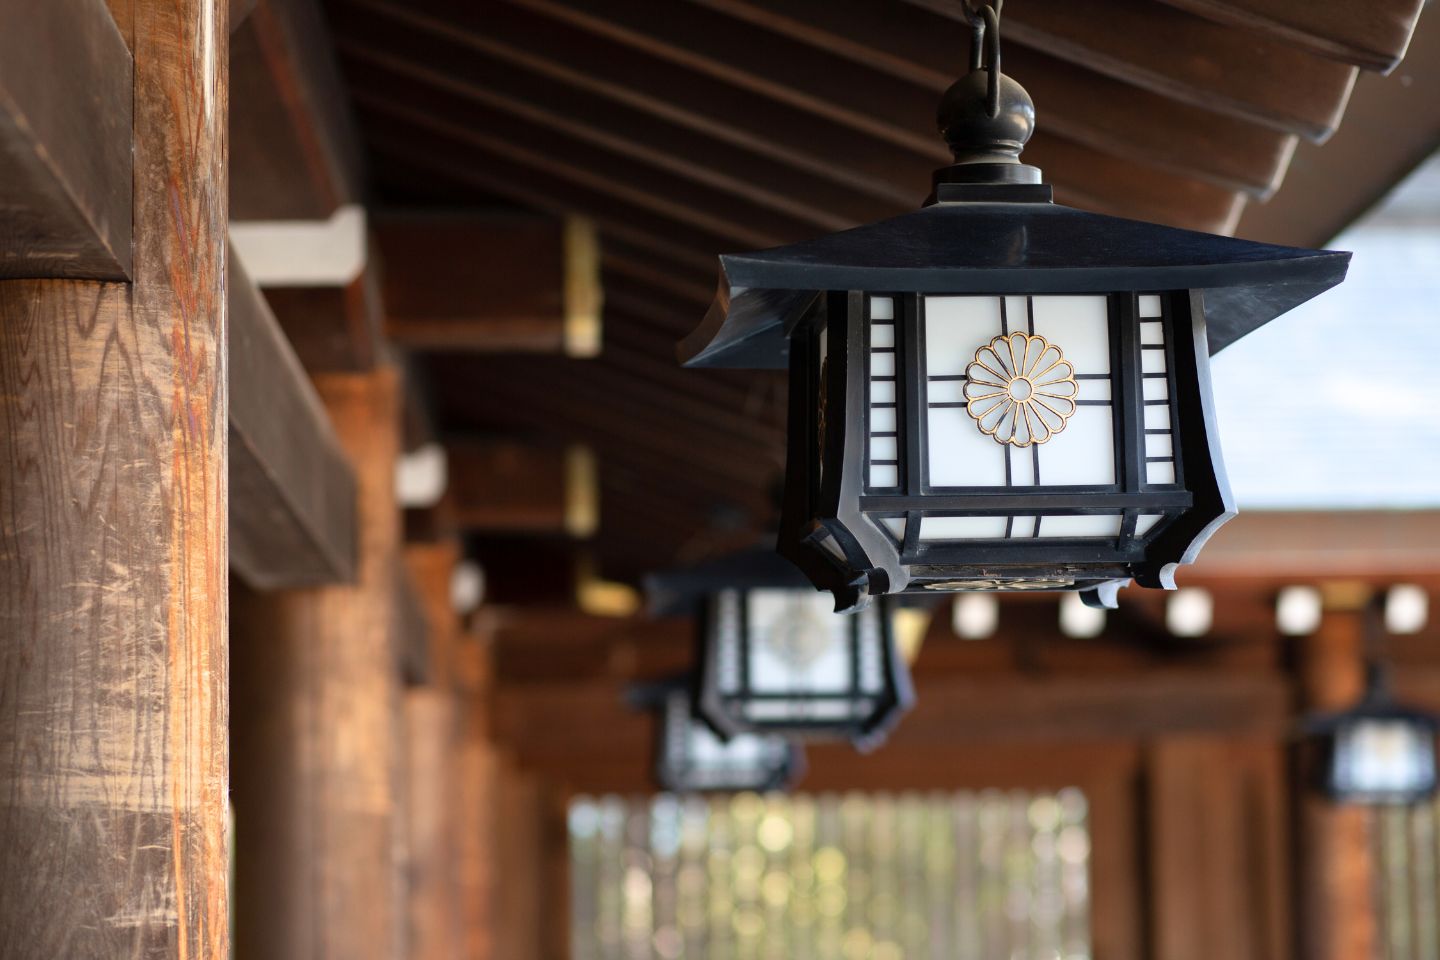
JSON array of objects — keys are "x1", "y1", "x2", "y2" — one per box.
[
  {"x1": 495, "y1": 761, "x2": 544, "y2": 960},
  {"x1": 231, "y1": 368, "x2": 404, "y2": 960},
  {"x1": 0, "y1": 0, "x2": 229, "y2": 956},
  {"x1": 1296, "y1": 604, "x2": 1377, "y2": 960},
  {"x1": 402, "y1": 541, "x2": 462, "y2": 960},
  {"x1": 454, "y1": 636, "x2": 499, "y2": 960}
]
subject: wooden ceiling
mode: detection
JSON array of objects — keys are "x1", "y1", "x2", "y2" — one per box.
[{"x1": 318, "y1": 0, "x2": 1426, "y2": 585}]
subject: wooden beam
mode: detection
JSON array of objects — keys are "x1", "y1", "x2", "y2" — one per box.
[
  {"x1": 376, "y1": 213, "x2": 602, "y2": 357},
  {"x1": 228, "y1": 247, "x2": 358, "y2": 589},
  {"x1": 1156, "y1": 0, "x2": 1425, "y2": 73},
  {"x1": 340, "y1": 0, "x2": 1244, "y2": 233},
  {"x1": 261, "y1": 271, "x2": 386, "y2": 372},
  {"x1": 1237, "y1": 11, "x2": 1440, "y2": 247},
  {"x1": 448, "y1": 441, "x2": 598, "y2": 537},
  {"x1": 684, "y1": 0, "x2": 1297, "y2": 197},
  {"x1": 0, "y1": 0, "x2": 227, "y2": 953},
  {"x1": 0, "y1": 0, "x2": 132, "y2": 279},
  {"x1": 230, "y1": 0, "x2": 364, "y2": 219},
  {"x1": 488, "y1": 0, "x2": 1240, "y2": 224},
  {"x1": 333, "y1": 34, "x2": 893, "y2": 229},
  {"x1": 901, "y1": 0, "x2": 1358, "y2": 142},
  {"x1": 231, "y1": 368, "x2": 405, "y2": 960},
  {"x1": 1190, "y1": 511, "x2": 1440, "y2": 580}
]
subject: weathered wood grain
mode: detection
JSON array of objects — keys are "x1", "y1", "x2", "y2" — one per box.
[
  {"x1": 230, "y1": 368, "x2": 403, "y2": 960},
  {"x1": 0, "y1": 0, "x2": 133, "y2": 279},
  {"x1": 0, "y1": 0, "x2": 229, "y2": 954},
  {"x1": 228, "y1": 248, "x2": 358, "y2": 589}
]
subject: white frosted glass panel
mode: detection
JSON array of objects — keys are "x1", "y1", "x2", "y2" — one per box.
[
  {"x1": 1035, "y1": 406, "x2": 1115, "y2": 485},
  {"x1": 870, "y1": 436, "x2": 898, "y2": 460},
  {"x1": 1141, "y1": 349, "x2": 1167, "y2": 374},
  {"x1": 1140, "y1": 320, "x2": 1165, "y2": 345},
  {"x1": 872, "y1": 381, "x2": 896, "y2": 404},
  {"x1": 1079, "y1": 379, "x2": 1111, "y2": 402},
  {"x1": 927, "y1": 380, "x2": 964, "y2": 404},
  {"x1": 1147, "y1": 461, "x2": 1177, "y2": 484},
  {"x1": 870, "y1": 464, "x2": 899, "y2": 488},
  {"x1": 870, "y1": 296, "x2": 894, "y2": 320},
  {"x1": 1145, "y1": 433, "x2": 1174, "y2": 458},
  {"x1": 1004, "y1": 295, "x2": 1029, "y2": 328},
  {"x1": 919, "y1": 516, "x2": 1009, "y2": 540},
  {"x1": 928, "y1": 408, "x2": 1007, "y2": 486},
  {"x1": 1138, "y1": 294, "x2": 1163, "y2": 317},
  {"x1": 871, "y1": 323, "x2": 895, "y2": 348},
  {"x1": 1009, "y1": 446, "x2": 1036, "y2": 486},
  {"x1": 1038, "y1": 514, "x2": 1123, "y2": 538},
  {"x1": 1134, "y1": 514, "x2": 1164, "y2": 536},
  {"x1": 924, "y1": 296, "x2": 1002, "y2": 377},
  {"x1": 1030, "y1": 296, "x2": 1110, "y2": 374},
  {"x1": 1142, "y1": 378, "x2": 1169, "y2": 402},
  {"x1": 870, "y1": 406, "x2": 897, "y2": 432},
  {"x1": 1144, "y1": 403, "x2": 1172, "y2": 430},
  {"x1": 871, "y1": 352, "x2": 895, "y2": 377},
  {"x1": 1011, "y1": 516, "x2": 1037, "y2": 538},
  {"x1": 747, "y1": 590, "x2": 850, "y2": 694},
  {"x1": 878, "y1": 517, "x2": 906, "y2": 541}
]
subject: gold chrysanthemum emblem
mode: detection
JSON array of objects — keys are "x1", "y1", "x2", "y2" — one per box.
[{"x1": 963, "y1": 332, "x2": 1078, "y2": 447}]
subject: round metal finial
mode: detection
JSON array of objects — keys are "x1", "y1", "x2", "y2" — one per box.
[{"x1": 937, "y1": 1, "x2": 1035, "y2": 166}]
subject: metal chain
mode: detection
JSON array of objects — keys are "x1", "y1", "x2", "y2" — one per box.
[{"x1": 964, "y1": 0, "x2": 1005, "y2": 117}]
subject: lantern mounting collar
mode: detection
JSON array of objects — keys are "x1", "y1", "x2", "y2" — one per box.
[{"x1": 934, "y1": 0, "x2": 1043, "y2": 189}]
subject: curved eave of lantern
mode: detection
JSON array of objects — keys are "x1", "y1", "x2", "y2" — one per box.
[
  {"x1": 678, "y1": 201, "x2": 1352, "y2": 370},
  {"x1": 643, "y1": 545, "x2": 815, "y2": 619}
]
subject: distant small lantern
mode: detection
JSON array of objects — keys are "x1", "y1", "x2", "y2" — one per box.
[
  {"x1": 1307, "y1": 665, "x2": 1440, "y2": 806},
  {"x1": 651, "y1": 682, "x2": 803, "y2": 793},
  {"x1": 678, "y1": 3, "x2": 1350, "y2": 612},
  {"x1": 646, "y1": 549, "x2": 916, "y2": 750}
]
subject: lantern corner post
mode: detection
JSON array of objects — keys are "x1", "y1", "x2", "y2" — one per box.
[{"x1": 0, "y1": 0, "x2": 230, "y2": 955}]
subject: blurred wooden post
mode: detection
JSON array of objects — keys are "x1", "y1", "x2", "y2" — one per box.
[
  {"x1": 231, "y1": 368, "x2": 404, "y2": 960},
  {"x1": 455, "y1": 635, "x2": 500, "y2": 960},
  {"x1": 1297, "y1": 603, "x2": 1377, "y2": 960},
  {"x1": 0, "y1": 0, "x2": 229, "y2": 955},
  {"x1": 495, "y1": 761, "x2": 544, "y2": 960},
  {"x1": 403, "y1": 541, "x2": 462, "y2": 960},
  {"x1": 541, "y1": 786, "x2": 574, "y2": 960}
]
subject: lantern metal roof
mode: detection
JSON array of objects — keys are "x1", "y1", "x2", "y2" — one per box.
[{"x1": 680, "y1": 190, "x2": 1352, "y2": 369}]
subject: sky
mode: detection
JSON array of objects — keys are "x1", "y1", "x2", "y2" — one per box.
[{"x1": 1210, "y1": 154, "x2": 1440, "y2": 509}]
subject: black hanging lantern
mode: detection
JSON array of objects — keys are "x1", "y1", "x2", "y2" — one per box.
[
  {"x1": 647, "y1": 680, "x2": 804, "y2": 793},
  {"x1": 1307, "y1": 664, "x2": 1440, "y2": 806},
  {"x1": 646, "y1": 549, "x2": 920, "y2": 751},
  {"x1": 678, "y1": 2, "x2": 1350, "y2": 613}
]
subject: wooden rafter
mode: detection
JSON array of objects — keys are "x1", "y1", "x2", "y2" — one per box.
[{"x1": 0, "y1": 0, "x2": 132, "y2": 280}]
